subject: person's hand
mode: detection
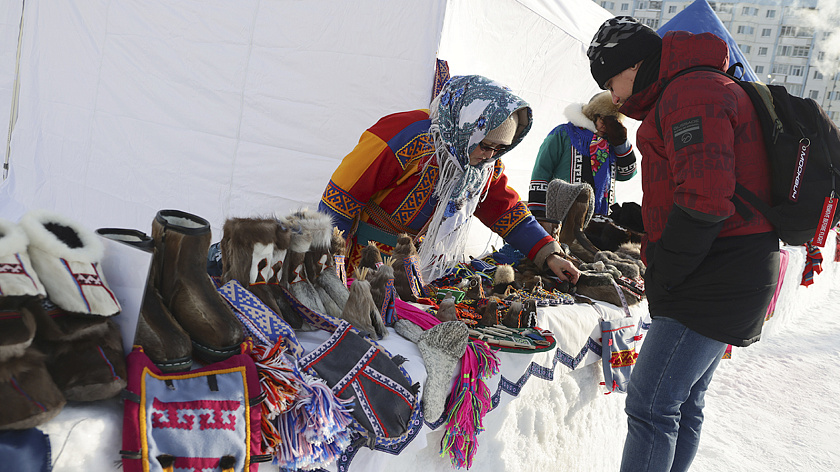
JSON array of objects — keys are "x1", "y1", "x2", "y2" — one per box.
[
  {"x1": 546, "y1": 253, "x2": 580, "y2": 284},
  {"x1": 602, "y1": 115, "x2": 627, "y2": 146}
]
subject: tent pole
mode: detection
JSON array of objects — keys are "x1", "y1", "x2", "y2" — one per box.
[{"x1": 4, "y1": 0, "x2": 25, "y2": 181}]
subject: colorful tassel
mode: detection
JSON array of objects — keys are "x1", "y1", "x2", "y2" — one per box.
[
  {"x1": 801, "y1": 242, "x2": 823, "y2": 287},
  {"x1": 439, "y1": 340, "x2": 499, "y2": 469}
]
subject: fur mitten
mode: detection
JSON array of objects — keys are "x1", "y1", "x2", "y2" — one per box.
[{"x1": 602, "y1": 115, "x2": 627, "y2": 146}]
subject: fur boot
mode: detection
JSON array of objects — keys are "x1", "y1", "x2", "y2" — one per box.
[
  {"x1": 38, "y1": 318, "x2": 127, "y2": 401},
  {"x1": 0, "y1": 348, "x2": 65, "y2": 429},
  {"x1": 96, "y1": 228, "x2": 192, "y2": 372},
  {"x1": 0, "y1": 218, "x2": 46, "y2": 300},
  {"x1": 313, "y1": 227, "x2": 350, "y2": 318},
  {"x1": 219, "y1": 217, "x2": 303, "y2": 328},
  {"x1": 150, "y1": 210, "x2": 244, "y2": 363},
  {"x1": 20, "y1": 210, "x2": 120, "y2": 317},
  {"x1": 342, "y1": 276, "x2": 387, "y2": 339},
  {"x1": 502, "y1": 300, "x2": 524, "y2": 328},
  {"x1": 282, "y1": 215, "x2": 327, "y2": 320},
  {"x1": 478, "y1": 297, "x2": 500, "y2": 327}
]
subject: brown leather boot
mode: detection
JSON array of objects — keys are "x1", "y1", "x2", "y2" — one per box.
[
  {"x1": 151, "y1": 210, "x2": 243, "y2": 363},
  {"x1": 96, "y1": 228, "x2": 192, "y2": 372}
]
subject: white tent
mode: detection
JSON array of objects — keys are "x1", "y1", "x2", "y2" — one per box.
[{"x1": 0, "y1": 0, "x2": 622, "y2": 246}]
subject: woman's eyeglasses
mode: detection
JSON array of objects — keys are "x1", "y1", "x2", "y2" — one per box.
[{"x1": 478, "y1": 141, "x2": 508, "y2": 153}]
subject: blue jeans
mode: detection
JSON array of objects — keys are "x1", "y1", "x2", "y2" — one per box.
[{"x1": 620, "y1": 317, "x2": 727, "y2": 472}]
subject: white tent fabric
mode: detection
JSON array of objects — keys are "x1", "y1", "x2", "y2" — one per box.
[{"x1": 0, "y1": 0, "x2": 446, "y2": 235}]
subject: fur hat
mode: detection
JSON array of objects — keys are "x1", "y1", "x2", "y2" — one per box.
[
  {"x1": 485, "y1": 112, "x2": 519, "y2": 145},
  {"x1": 581, "y1": 91, "x2": 624, "y2": 124},
  {"x1": 588, "y1": 16, "x2": 662, "y2": 89},
  {"x1": 546, "y1": 179, "x2": 595, "y2": 229}
]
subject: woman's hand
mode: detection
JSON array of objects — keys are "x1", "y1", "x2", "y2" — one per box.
[{"x1": 546, "y1": 253, "x2": 580, "y2": 284}]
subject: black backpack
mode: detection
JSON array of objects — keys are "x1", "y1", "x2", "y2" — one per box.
[{"x1": 655, "y1": 65, "x2": 840, "y2": 246}]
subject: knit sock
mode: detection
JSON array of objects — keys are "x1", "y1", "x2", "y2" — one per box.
[{"x1": 417, "y1": 321, "x2": 469, "y2": 422}]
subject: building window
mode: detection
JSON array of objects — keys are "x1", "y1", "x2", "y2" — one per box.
[
  {"x1": 740, "y1": 45, "x2": 751, "y2": 54},
  {"x1": 621, "y1": 3, "x2": 629, "y2": 11},
  {"x1": 762, "y1": 28, "x2": 771, "y2": 37},
  {"x1": 778, "y1": 45, "x2": 792, "y2": 56},
  {"x1": 780, "y1": 26, "x2": 795, "y2": 36},
  {"x1": 644, "y1": 18, "x2": 659, "y2": 28},
  {"x1": 809, "y1": 90, "x2": 819, "y2": 100},
  {"x1": 755, "y1": 65, "x2": 764, "y2": 74},
  {"x1": 649, "y1": 1, "x2": 661, "y2": 10},
  {"x1": 638, "y1": 2, "x2": 645, "y2": 9},
  {"x1": 831, "y1": 111, "x2": 839, "y2": 121},
  {"x1": 790, "y1": 65, "x2": 804, "y2": 77},
  {"x1": 736, "y1": 25, "x2": 755, "y2": 35},
  {"x1": 758, "y1": 47, "x2": 768, "y2": 56},
  {"x1": 772, "y1": 64, "x2": 790, "y2": 75},
  {"x1": 766, "y1": 9, "x2": 776, "y2": 18},
  {"x1": 797, "y1": 27, "x2": 815, "y2": 38},
  {"x1": 787, "y1": 84, "x2": 801, "y2": 95},
  {"x1": 668, "y1": 5, "x2": 676, "y2": 13},
  {"x1": 814, "y1": 70, "x2": 824, "y2": 79},
  {"x1": 742, "y1": 6, "x2": 750, "y2": 14},
  {"x1": 818, "y1": 51, "x2": 825, "y2": 61},
  {"x1": 792, "y1": 46, "x2": 810, "y2": 57}
]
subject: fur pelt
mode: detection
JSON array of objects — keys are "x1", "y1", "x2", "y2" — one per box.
[
  {"x1": 576, "y1": 261, "x2": 641, "y2": 307},
  {"x1": 0, "y1": 218, "x2": 46, "y2": 298},
  {"x1": 20, "y1": 209, "x2": 119, "y2": 317},
  {"x1": 342, "y1": 277, "x2": 387, "y2": 339},
  {"x1": 391, "y1": 233, "x2": 422, "y2": 302},
  {"x1": 593, "y1": 246, "x2": 645, "y2": 279},
  {"x1": 584, "y1": 215, "x2": 643, "y2": 252},
  {"x1": 0, "y1": 298, "x2": 36, "y2": 362}
]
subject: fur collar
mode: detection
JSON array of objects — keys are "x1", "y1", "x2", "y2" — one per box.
[
  {"x1": 20, "y1": 210, "x2": 103, "y2": 262},
  {"x1": 564, "y1": 102, "x2": 597, "y2": 133}
]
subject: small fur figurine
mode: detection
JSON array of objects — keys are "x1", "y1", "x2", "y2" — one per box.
[
  {"x1": 502, "y1": 299, "x2": 524, "y2": 328},
  {"x1": 478, "y1": 296, "x2": 500, "y2": 327},
  {"x1": 342, "y1": 273, "x2": 388, "y2": 339},
  {"x1": 391, "y1": 233, "x2": 424, "y2": 302},
  {"x1": 365, "y1": 258, "x2": 396, "y2": 325},
  {"x1": 492, "y1": 264, "x2": 519, "y2": 297},
  {"x1": 358, "y1": 242, "x2": 383, "y2": 271},
  {"x1": 435, "y1": 293, "x2": 458, "y2": 322}
]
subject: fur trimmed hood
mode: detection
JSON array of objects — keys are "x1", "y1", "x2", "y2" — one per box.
[
  {"x1": 566, "y1": 91, "x2": 625, "y2": 133},
  {"x1": 20, "y1": 209, "x2": 104, "y2": 262}
]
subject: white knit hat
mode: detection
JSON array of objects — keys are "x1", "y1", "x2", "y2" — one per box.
[{"x1": 485, "y1": 113, "x2": 519, "y2": 145}]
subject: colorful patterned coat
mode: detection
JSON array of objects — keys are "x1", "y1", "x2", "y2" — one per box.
[{"x1": 318, "y1": 109, "x2": 555, "y2": 276}]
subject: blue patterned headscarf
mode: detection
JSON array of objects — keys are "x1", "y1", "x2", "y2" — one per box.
[{"x1": 420, "y1": 75, "x2": 532, "y2": 281}]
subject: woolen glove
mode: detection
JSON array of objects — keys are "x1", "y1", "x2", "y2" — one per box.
[{"x1": 602, "y1": 115, "x2": 627, "y2": 146}]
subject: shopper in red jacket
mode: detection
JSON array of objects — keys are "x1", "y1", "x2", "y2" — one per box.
[{"x1": 588, "y1": 16, "x2": 780, "y2": 472}]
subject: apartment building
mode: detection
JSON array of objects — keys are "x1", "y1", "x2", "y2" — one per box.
[{"x1": 592, "y1": 0, "x2": 840, "y2": 124}]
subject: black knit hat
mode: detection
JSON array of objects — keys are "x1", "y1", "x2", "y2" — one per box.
[{"x1": 587, "y1": 16, "x2": 662, "y2": 89}]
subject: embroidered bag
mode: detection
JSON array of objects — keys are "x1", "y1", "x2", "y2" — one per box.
[
  {"x1": 120, "y1": 343, "x2": 270, "y2": 472},
  {"x1": 596, "y1": 280, "x2": 641, "y2": 394}
]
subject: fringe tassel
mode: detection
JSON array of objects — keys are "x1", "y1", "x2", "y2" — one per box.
[
  {"x1": 272, "y1": 367, "x2": 354, "y2": 470},
  {"x1": 248, "y1": 341, "x2": 301, "y2": 454},
  {"x1": 439, "y1": 340, "x2": 500, "y2": 469}
]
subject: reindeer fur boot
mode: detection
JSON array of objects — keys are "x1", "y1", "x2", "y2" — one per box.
[
  {"x1": 219, "y1": 217, "x2": 303, "y2": 328},
  {"x1": 299, "y1": 212, "x2": 347, "y2": 319},
  {"x1": 282, "y1": 215, "x2": 326, "y2": 323},
  {"x1": 342, "y1": 277, "x2": 387, "y2": 339},
  {"x1": 96, "y1": 228, "x2": 192, "y2": 372},
  {"x1": 0, "y1": 348, "x2": 65, "y2": 429},
  {"x1": 0, "y1": 219, "x2": 45, "y2": 360},
  {"x1": 313, "y1": 227, "x2": 350, "y2": 318},
  {"x1": 151, "y1": 210, "x2": 243, "y2": 363},
  {"x1": 20, "y1": 210, "x2": 120, "y2": 317}
]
